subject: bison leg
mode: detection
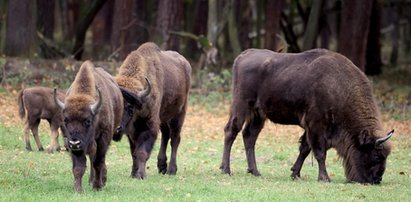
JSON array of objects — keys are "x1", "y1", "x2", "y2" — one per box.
[
  {"x1": 291, "y1": 132, "x2": 311, "y2": 180},
  {"x1": 157, "y1": 123, "x2": 170, "y2": 174},
  {"x1": 24, "y1": 122, "x2": 32, "y2": 151},
  {"x1": 31, "y1": 120, "x2": 44, "y2": 151},
  {"x1": 91, "y1": 144, "x2": 108, "y2": 191},
  {"x1": 167, "y1": 110, "x2": 186, "y2": 175},
  {"x1": 242, "y1": 111, "x2": 265, "y2": 176},
  {"x1": 308, "y1": 131, "x2": 331, "y2": 182},
  {"x1": 71, "y1": 153, "x2": 87, "y2": 193},
  {"x1": 221, "y1": 106, "x2": 248, "y2": 175},
  {"x1": 48, "y1": 124, "x2": 61, "y2": 153},
  {"x1": 127, "y1": 137, "x2": 139, "y2": 177},
  {"x1": 131, "y1": 128, "x2": 157, "y2": 179}
]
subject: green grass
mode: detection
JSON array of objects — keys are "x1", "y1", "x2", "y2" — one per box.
[{"x1": 1, "y1": 120, "x2": 410, "y2": 202}]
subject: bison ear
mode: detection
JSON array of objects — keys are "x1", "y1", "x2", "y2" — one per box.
[
  {"x1": 120, "y1": 87, "x2": 143, "y2": 109},
  {"x1": 358, "y1": 130, "x2": 374, "y2": 146}
]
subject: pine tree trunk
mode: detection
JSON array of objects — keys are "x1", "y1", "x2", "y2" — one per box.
[
  {"x1": 337, "y1": 0, "x2": 373, "y2": 72},
  {"x1": 303, "y1": 0, "x2": 324, "y2": 50},
  {"x1": 71, "y1": 0, "x2": 107, "y2": 60},
  {"x1": 156, "y1": 0, "x2": 183, "y2": 51},
  {"x1": 264, "y1": 0, "x2": 285, "y2": 51},
  {"x1": 5, "y1": 0, "x2": 35, "y2": 57},
  {"x1": 111, "y1": 0, "x2": 146, "y2": 60},
  {"x1": 365, "y1": 0, "x2": 382, "y2": 75},
  {"x1": 37, "y1": 0, "x2": 55, "y2": 39}
]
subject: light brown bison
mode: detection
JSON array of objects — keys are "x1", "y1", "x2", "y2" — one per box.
[
  {"x1": 54, "y1": 61, "x2": 123, "y2": 192},
  {"x1": 221, "y1": 48, "x2": 393, "y2": 184},
  {"x1": 18, "y1": 87, "x2": 67, "y2": 153},
  {"x1": 114, "y1": 42, "x2": 191, "y2": 179}
]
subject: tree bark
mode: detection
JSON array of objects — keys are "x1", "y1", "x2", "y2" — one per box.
[
  {"x1": 337, "y1": 0, "x2": 373, "y2": 72},
  {"x1": 111, "y1": 0, "x2": 146, "y2": 60},
  {"x1": 156, "y1": 0, "x2": 183, "y2": 51},
  {"x1": 303, "y1": 0, "x2": 324, "y2": 50},
  {"x1": 71, "y1": 0, "x2": 107, "y2": 60},
  {"x1": 264, "y1": 0, "x2": 285, "y2": 51},
  {"x1": 37, "y1": 0, "x2": 55, "y2": 40},
  {"x1": 92, "y1": 0, "x2": 114, "y2": 59},
  {"x1": 228, "y1": 0, "x2": 241, "y2": 56},
  {"x1": 365, "y1": 0, "x2": 382, "y2": 75},
  {"x1": 5, "y1": 0, "x2": 35, "y2": 57}
]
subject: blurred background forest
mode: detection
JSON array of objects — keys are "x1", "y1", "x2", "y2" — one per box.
[{"x1": 0, "y1": 0, "x2": 410, "y2": 100}]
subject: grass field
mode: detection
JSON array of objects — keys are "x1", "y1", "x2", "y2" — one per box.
[{"x1": 1, "y1": 73, "x2": 411, "y2": 201}]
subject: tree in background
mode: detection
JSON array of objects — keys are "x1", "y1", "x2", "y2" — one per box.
[
  {"x1": 156, "y1": 0, "x2": 183, "y2": 51},
  {"x1": 337, "y1": 0, "x2": 373, "y2": 72},
  {"x1": 5, "y1": 0, "x2": 35, "y2": 57},
  {"x1": 365, "y1": 0, "x2": 382, "y2": 75},
  {"x1": 264, "y1": 0, "x2": 285, "y2": 51},
  {"x1": 111, "y1": 0, "x2": 147, "y2": 60},
  {"x1": 92, "y1": 0, "x2": 113, "y2": 60}
]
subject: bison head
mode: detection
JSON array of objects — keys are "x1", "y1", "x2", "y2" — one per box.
[
  {"x1": 113, "y1": 78, "x2": 151, "y2": 140},
  {"x1": 345, "y1": 129, "x2": 393, "y2": 184},
  {"x1": 54, "y1": 88, "x2": 102, "y2": 152}
]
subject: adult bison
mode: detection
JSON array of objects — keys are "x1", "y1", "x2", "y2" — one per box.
[
  {"x1": 54, "y1": 61, "x2": 123, "y2": 192},
  {"x1": 114, "y1": 42, "x2": 191, "y2": 179},
  {"x1": 220, "y1": 48, "x2": 393, "y2": 184},
  {"x1": 18, "y1": 87, "x2": 66, "y2": 153}
]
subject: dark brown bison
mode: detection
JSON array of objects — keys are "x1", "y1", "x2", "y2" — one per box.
[
  {"x1": 18, "y1": 87, "x2": 67, "y2": 153},
  {"x1": 114, "y1": 42, "x2": 191, "y2": 179},
  {"x1": 54, "y1": 61, "x2": 123, "y2": 192},
  {"x1": 221, "y1": 48, "x2": 393, "y2": 184}
]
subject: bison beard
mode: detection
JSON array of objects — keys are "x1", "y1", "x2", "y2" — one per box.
[{"x1": 221, "y1": 48, "x2": 393, "y2": 184}]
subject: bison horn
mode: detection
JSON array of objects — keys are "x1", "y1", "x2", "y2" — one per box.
[
  {"x1": 137, "y1": 77, "x2": 151, "y2": 98},
  {"x1": 375, "y1": 129, "x2": 394, "y2": 147},
  {"x1": 54, "y1": 88, "x2": 65, "y2": 110},
  {"x1": 90, "y1": 88, "x2": 102, "y2": 115}
]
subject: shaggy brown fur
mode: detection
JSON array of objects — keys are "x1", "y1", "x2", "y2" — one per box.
[
  {"x1": 55, "y1": 61, "x2": 123, "y2": 192},
  {"x1": 18, "y1": 87, "x2": 66, "y2": 153},
  {"x1": 221, "y1": 48, "x2": 392, "y2": 184},
  {"x1": 114, "y1": 42, "x2": 191, "y2": 179}
]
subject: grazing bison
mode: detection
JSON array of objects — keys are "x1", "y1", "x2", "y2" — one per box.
[
  {"x1": 18, "y1": 87, "x2": 67, "y2": 153},
  {"x1": 54, "y1": 61, "x2": 123, "y2": 192},
  {"x1": 114, "y1": 42, "x2": 191, "y2": 179},
  {"x1": 221, "y1": 48, "x2": 393, "y2": 184}
]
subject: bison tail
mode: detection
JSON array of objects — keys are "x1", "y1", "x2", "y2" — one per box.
[{"x1": 17, "y1": 89, "x2": 26, "y2": 120}]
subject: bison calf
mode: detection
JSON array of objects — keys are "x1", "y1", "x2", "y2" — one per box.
[
  {"x1": 221, "y1": 48, "x2": 393, "y2": 184},
  {"x1": 18, "y1": 87, "x2": 66, "y2": 153},
  {"x1": 54, "y1": 61, "x2": 123, "y2": 192}
]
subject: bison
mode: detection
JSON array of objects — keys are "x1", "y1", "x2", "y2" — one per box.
[
  {"x1": 220, "y1": 48, "x2": 393, "y2": 184},
  {"x1": 18, "y1": 87, "x2": 67, "y2": 153},
  {"x1": 54, "y1": 61, "x2": 123, "y2": 192},
  {"x1": 114, "y1": 42, "x2": 191, "y2": 179}
]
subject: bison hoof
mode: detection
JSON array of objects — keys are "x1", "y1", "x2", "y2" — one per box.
[
  {"x1": 247, "y1": 169, "x2": 261, "y2": 176},
  {"x1": 291, "y1": 173, "x2": 301, "y2": 180},
  {"x1": 131, "y1": 173, "x2": 146, "y2": 180},
  {"x1": 157, "y1": 163, "x2": 167, "y2": 174},
  {"x1": 166, "y1": 167, "x2": 177, "y2": 175},
  {"x1": 38, "y1": 147, "x2": 44, "y2": 151},
  {"x1": 26, "y1": 146, "x2": 33, "y2": 151},
  {"x1": 318, "y1": 176, "x2": 331, "y2": 182},
  {"x1": 220, "y1": 165, "x2": 231, "y2": 175},
  {"x1": 47, "y1": 148, "x2": 54, "y2": 154}
]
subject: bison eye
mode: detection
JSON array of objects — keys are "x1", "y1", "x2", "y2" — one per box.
[
  {"x1": 64, "y1": 118, "x2": 69, "y2": 124},
  {"x1": 84, "y1": 119, "x2": 92, "y2": 128}
]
